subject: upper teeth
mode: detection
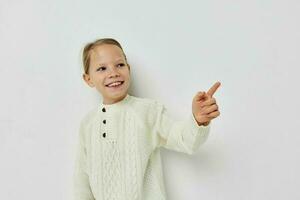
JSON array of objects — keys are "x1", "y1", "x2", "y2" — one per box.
[{"x1": 107, "y1": 81, "x2": 122, "y2": 87}]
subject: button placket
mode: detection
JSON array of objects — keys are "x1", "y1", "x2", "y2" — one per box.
[{"x1": 102, "y1": 107, "x2": 107, "y2": 138}]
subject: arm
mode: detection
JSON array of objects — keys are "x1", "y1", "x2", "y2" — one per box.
[
  {"x1": 72, "y1": 121, "x2": 95, "y2": 200},
  {"x1": 153, "y1": 102, "x2": 211, "y2": 155}
]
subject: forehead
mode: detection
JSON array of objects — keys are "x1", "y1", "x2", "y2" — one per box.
[{"x1": 90, "y1": 44, "x2": 125, "y2": 64}]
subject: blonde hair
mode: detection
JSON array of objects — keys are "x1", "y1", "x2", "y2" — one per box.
[{"x1": 82, "y1": 38, "x2": 130, "y2": 74}]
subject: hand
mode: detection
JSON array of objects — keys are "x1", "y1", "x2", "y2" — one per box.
[{"x1": 192, "y1": 82, "x2": 221, "y2": 126}]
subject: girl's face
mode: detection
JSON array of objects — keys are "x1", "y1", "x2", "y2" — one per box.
[{"x1": 83, "y1": 44, "x2": 131, "y2": 104}]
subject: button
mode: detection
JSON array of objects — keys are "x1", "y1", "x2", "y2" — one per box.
[
  {"x1": 102, "y1": 107, "x2": 106, "y2": 112},
  {"x1": 103, "y1": 119, "x2": 106, "y2": 124},
  {"x1": 102, "y1": 132, "x2": 106, "y2": 138}
]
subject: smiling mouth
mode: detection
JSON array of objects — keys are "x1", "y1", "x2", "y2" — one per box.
[{"x1": 105, "y1": 81, "x2": 125, "y2": 88}]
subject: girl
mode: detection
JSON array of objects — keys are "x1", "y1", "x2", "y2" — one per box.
[{"x1": 72, "y1": 38, "x2": 221, "y2": 200}]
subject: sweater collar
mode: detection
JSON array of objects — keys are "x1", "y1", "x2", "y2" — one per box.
[{"x1": 99, "y1": 93, "x2": 131, "y2": 112}]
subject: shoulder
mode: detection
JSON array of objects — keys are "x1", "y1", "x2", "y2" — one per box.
[
  {"x1": 129, "y1": 95, "x2": 163, "y2": 111},
  {"x1": 128, "y1": 95, "x2": 165, "y2": 124},
  {"x1": 129, "y1": 95, "x2": 156, "y2": 105}
]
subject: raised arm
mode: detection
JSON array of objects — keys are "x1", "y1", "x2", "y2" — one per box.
[{"x1": 153, "y1": 102, "x2": 211, "y2": 155}]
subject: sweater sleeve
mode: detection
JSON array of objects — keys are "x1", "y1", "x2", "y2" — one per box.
[
  {"x1": 72, "y1": 120, "x2": 95, "y2": 200},
  {"x1": 153, "y1": 101, "x2": 211, "y2": 155}
]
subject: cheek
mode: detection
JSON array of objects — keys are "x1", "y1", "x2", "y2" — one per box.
[
  {"x1": 123, "y1": 70, "x2": 130, "y2": 79},
  {"x1": 93, "y1": 74, "x2": 106, "y2": 84}
]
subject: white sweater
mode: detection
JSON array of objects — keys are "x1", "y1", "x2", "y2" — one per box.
[{"x1": 72, "y1": 93, "x2": 211, "y2": 200}]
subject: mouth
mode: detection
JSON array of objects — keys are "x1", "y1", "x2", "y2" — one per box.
[{"x1": 105, "y1": 81, "x2": 125, "y2": 88}]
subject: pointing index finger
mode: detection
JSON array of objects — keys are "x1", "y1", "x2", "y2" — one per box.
[{"x1": 207, "y1": 82, "x2": 221, "y2": 97}]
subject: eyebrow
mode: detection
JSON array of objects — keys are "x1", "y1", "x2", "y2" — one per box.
[
  {"x1": 98, "y1": 58, "x2": 124, "y2": 65},
  {"x1": 115, "y1": 58, "x2": 124, "y2": 62}
]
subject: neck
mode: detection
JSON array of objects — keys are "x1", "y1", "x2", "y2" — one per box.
[{"x1": 103, "y1": 94, "x2": 128, "y2": 105}]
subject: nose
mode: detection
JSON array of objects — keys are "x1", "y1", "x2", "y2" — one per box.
[{"x1": 108, "y1": 66, "x2": 120, "y2": 78}]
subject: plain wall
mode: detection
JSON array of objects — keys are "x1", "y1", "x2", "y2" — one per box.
[{"x1": 0, "y1": 0, "x2": 299, "y2": 199}]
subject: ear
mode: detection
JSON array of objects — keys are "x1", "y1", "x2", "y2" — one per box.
[{"x1": 83, "y1": 73, "x2": 95, "y2": 87}]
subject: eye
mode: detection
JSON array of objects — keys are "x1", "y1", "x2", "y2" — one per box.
[
  {"x1": 96, "y1": 66, "x2": 106, "y2": 71},
  {"x1": 117, "y1": 63, "x2": 125, "y2": 67}
]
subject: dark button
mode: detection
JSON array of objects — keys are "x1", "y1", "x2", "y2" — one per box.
[
  {"x1": 102, "y1": 107, "x2": 106, "y2": 112},
  {"x1": 103, "y1": 119, "x2": 106, "y2": 124},
  {"x1": 102, "y1": 132, "x2": 106, "y2": 138}
]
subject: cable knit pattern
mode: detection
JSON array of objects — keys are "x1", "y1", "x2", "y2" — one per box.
[
  {"x1": 72, "y1": 94, "x2": 211, "y2": 200},
  {"x1": 124, "y1": 111, "x2": 139, "y2": 200},
  {"x1": 102, "y1": 140, "x2": 122, "y2": 200}
]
